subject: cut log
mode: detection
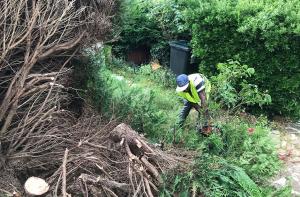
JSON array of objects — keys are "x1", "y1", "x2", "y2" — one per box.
[
  {"x1": 110, "y1": 123, "x2": 163, "y2": 183},
  {"x1": 24, "y1": 177, "x2": 49, "y2": 196},
  {"x1": 110, "y1": 123, "x2": 155, "y2": 154}
]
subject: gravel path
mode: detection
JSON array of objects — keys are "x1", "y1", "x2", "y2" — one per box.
[{"x1": 271, "y1": 121, "x2": 300, "y2": 196}]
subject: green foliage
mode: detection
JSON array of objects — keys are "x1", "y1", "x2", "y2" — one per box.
[
  {"x1": 161, "y1": 154, "x2": 263, "y2": 197},
  {"x1": 113, "y1": 0, "x2": 158, "y2": 56},
  {"x1": 113, "y1": 0, "x2": 189, "y2": 65},
  {"x1": 147, "y1": 0, "x2": 190, "y2": 38},
  {"x1": 161, "y1": 117, "x2": 283, "y2": 196},
  {"x1": 98, "y1": 69, "x2": 172, "y2": 140},
  {"x1": 86, "y1": 55, "x2": 180, "y2": 140},
  {"x1": 266, "y1": 183, "x2": 292, "y2": 197},
  {"x1": 114, "y1": 0, "x2": 300, "y2": 117},
  {"x1": 149, "y1": 41, "x2": 170, "y2": 66},
  {"x1": 83, "y1": 52, "x2": 285, "y2": 196},
  {"x1": 184, "y1": 0, "x2": 300, "y2": 118},
  {"x1": 211, "y1": 60, "x2": 271, "y2": 113},
  {"x1": 208, "y1": 117, "x2": 281, "y2": 183},
  {"x1": 83, "y1": 48, "x2": 112, "y2": 109}
]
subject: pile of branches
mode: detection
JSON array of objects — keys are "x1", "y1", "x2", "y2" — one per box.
[
  {"x1": 44, "y1": 108, "x2": 191, "y2": 196},
  {"x1": 0, "y1": 0, "x2": 116, "y2": 193},
  {"x1": 1, "y1": 105, "x2": 192, "y2": 196}
]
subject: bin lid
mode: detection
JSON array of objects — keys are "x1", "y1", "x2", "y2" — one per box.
[{"x1": 169, "y1": 40, "x2": 191, "y2": 52}]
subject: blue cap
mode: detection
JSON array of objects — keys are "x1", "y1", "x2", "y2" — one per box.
[{"x1": 176, "y1": 74, "x2": 189, "y2": 92}]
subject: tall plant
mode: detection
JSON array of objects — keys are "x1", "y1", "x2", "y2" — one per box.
[{"x1": 210, "y1": 61, "x2": 271, "y2": 113}]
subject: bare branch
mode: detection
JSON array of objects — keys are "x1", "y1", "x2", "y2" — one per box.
[{"x1": 62, "y1": 148, "x2": 69, "y2": 197}]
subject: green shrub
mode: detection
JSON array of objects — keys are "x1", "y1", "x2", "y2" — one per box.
[
  {"x1": 83, "y1": 48, "x2": 112, "y2": 110},
  {"x1": 185, "y1": 0, "x2": 300, "y2": 118},
  {"x1": 161, "y1": 154, "x2": 263, "y2": 197},
  {"x1": 112, "y1": 0, "x2": 160, "y2": 56},
  {"x1": 210, "y1": 60, "x2": 272, "y2": 114},
  {"x1": 113, "y1": 0, "x2": 189, "y2": 65},
  {"x1": 209, "y1": 117, "x2": 281, "y2": 183}
]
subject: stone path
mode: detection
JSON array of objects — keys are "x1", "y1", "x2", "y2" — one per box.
[{"x1": 271, "y1": 121, "x2": 300, "y2": 196}]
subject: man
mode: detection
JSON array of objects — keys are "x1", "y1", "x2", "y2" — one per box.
[{"x1": 176, "y1": 73, "x2": 211, "y2": 128}]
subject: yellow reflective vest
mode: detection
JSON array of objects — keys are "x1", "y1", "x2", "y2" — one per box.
[{"x1": 178, "y1": 76, "x2": 211, "y2": 105}]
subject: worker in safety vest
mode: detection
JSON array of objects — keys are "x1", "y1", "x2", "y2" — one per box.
[{"x1": 176, "y1": 73, "x2": 211, "y2": 128}]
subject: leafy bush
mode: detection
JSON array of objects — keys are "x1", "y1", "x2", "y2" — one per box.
[
  {"x1": 208, "y1": 117, "x2": 281, "y2": 182},
  {"x1": 161, "y1": 154, "x2": 266, "y2": 197},
  {"x1": 113, "y1": 0, "x2": 189, "y2": 65},
  {"x1": 185, "y1": 0, "x2": 300, "y2": 118},
  {"x1": 83, "y1": 49, "x2": 112, "y2": 110},
  {"x1": 210, "y1": 60, "x2": 271, "y2": 113},
  {"x1": 112, "y1": 0, "x2": 159, "y2": 58}
]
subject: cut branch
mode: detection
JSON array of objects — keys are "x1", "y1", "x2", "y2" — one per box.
[
  {"x1": 79, "y1": 173, "x2": 130, "y2": 192},
  {"x1": 62, "y1": 148, "x2": 69, "y2": 197}
]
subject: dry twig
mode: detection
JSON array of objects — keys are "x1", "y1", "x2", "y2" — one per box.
[{"x1": 62, "y1": 148, "x2": 69, "y2": 197}]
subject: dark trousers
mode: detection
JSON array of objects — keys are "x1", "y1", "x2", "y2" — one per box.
[{"x1": 178, "y1": 100, "x2": 199, "y2": 127}]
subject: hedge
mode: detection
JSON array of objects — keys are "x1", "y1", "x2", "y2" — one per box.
[{"x1": 186, "y1": 0, "x2": 300, "y2": 117}]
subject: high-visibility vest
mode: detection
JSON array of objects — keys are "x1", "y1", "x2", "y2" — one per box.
[
  {"x1": 178, "y1": 80, "x2": 200, "y2": 104},
  {"x1": 178, "y1": 76, "x2": 211, "y2": 105},
  {"x1": 202, "y1": 75, "x2": 211, "y2": 101}
]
